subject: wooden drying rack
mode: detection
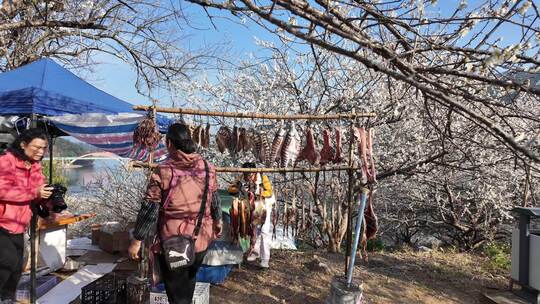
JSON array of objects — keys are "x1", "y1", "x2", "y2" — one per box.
[
  {"x1": 131, "y1": 161, "x2": 361, "y2": 173},
  {"x1": 133, "y1": 104, "x2": 376, "y2": 275},
  {"x1": 133, "y1": 105, "x2": 376, "y2": 120}
]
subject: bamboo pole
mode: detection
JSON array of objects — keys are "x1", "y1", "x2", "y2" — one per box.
[
  {"x1": 130, "y1": 161, "x2": 360, "y2": 173},
  {"x1": 134, "y1": 105, "x2": 376, "y2": 120}
]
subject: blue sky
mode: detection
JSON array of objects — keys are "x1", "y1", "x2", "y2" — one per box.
[{"x1": 81, "y1": 0, "x2": 524, "y2": 107}]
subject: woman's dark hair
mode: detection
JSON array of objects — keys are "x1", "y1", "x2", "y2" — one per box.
[
  {"x1": 8, "y1": 128, "x2": 49, "y2": 161},
  {"x1": 166, "y1": 123, "x2": 196, "y2": 154},
  {"x1": 242, "y1": 162, "x2": 256, "y2": 168}
]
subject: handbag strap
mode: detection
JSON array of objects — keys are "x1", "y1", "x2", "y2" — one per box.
[{"x1": 193, "y1": 160, "x2": 210, "y2": 238}]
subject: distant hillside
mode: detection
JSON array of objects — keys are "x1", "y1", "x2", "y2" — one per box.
[{"x1": 53, "y1": 138, "x2": 98, "y2": 157}]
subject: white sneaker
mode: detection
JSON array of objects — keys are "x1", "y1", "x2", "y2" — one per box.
[
  {"x1": 260, "y1": 260, "x2": 269, "y2": 268},
  {"x1": 247, "y1": 254, "x2": 258, "y2": 262}
]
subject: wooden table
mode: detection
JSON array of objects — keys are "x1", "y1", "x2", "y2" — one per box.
[{"x1": 24, "y1": 213, "x2": 96, "y2": 273}]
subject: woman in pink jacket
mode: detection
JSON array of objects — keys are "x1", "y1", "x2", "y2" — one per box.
[
  {"x1": 0, "y1": 128, "x2": 53, "y2": 302},
  {"x1": 129, "y1": 123, "x2": 222, "y2": 304}
]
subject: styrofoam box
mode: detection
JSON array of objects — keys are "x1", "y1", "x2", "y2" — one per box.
[
  {"x1": 16, "y1": 275, "x2": 59, "y2": 303},
  {"x1": 150, "y1": 282, "x2": 209, "y2": 304}
]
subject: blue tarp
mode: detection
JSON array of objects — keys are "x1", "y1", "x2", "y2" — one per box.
[{"x1": 0, "y1": 58, "x2": 172, "y2": 131}]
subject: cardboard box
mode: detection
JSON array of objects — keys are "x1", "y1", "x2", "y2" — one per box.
[
  {"x1": 91, "y1": 224, "x2": 102, "y2": 245},
  {"x1": 150, "y1": 282, "x2": 209, "y2": 304},
  {"x1": 98, "y1": 230, "x2": 130, "y2": 253}
]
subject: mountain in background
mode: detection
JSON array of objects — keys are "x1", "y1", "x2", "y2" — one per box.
[{"x1": 52, "y1": 137, "x2": 98, "y2": 157}]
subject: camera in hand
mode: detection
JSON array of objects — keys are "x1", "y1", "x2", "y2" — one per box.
[
  {"x1": 36, "y1": 184, "x2": 68, "y2": 218},
  {"x1": 49, "y1": 184, "x2": 68, "y2": 212}
]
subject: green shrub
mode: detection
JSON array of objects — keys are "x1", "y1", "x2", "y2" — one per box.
[
  {"x1": 367, "y1": 238, "x2": 385, "y2": 252},
  {"x1": 41, "y1": 160, "x2": 69, "y2": 186},
  {"x1": 483, "y1": 242, "x2": 511, "y2": 272}
]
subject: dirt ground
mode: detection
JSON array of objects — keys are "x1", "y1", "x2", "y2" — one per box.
[{"x1": 210, "y1": 248, "x2": 508, "y2": 304}]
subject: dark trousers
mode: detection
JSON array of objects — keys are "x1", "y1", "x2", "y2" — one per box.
[
  {"x1": 159, "y1": 251, "x2": 206, "y2": 304},
  {"x1": 0, "y1": 228, "x2": 24, "y2": 300}
]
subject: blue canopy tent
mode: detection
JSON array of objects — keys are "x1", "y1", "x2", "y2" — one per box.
[
  {"x1": 0, "y1": 58, "x2": 171, "y2": 159},
  {"x1": 0, "y1": 58, "x2": 172, "y2": 132},
  {"x1": 0, "y1": 58, "x2": 172, "y2": 303}
]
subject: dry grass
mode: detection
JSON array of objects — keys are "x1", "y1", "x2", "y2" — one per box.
[{"x1": 210, "y1": 248, "x2": 508, "y2": 304}]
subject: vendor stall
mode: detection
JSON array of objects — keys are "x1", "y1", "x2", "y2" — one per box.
[{"x1": 133, "y1": 104, "x2": 378, "y2": 292}]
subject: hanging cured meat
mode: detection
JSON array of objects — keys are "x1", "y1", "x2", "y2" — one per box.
[
  {"x1": 230, "y1": 198, "x2": 239, "y2": 242},
  {"x1": 296, "y1": 127, "x2": 320, "y2": 166},
  {"x1": 216, "y1": 126, "x2": 231, "y2": 154},
  {"x1": 268, "y1": 127, "x2": 285, "y2": 166},
  {"x1": 203, "y1": 123, "x2": 210, "y2": 148},
  {"x1": 366, "y1": 128, "x2": 376, "y2": 182},
  {"x1": 133, "y1": 116, "x2": 160, "y2": 150},
  {"x1": 365, "y1": 191, "x2": 378, "y2": 241},
  {"x1": 360, "y1": 189, "x2": 378, "y2": 262},
  {"x1": 319, "y1": 129, "x2": 335, "y2": 165},
  {"x1": 280, "y1": 123, "x2": 301, "y2": 168},
  {"x1": 244, "y1": 128, "x2": 254, "y2": 155},
  {"x1": 237, "y1": 127, "x2": 247, "y2": 153},
  {"x1": 332, "y1": 127, "x2": 343, "y2": 164},
  {"x1": 229, "y1": 126, "x2": 239, "y2": 155},
  {"x1": 357, "y1": 127, "x2": 374, "y2": 182},
  {"x1": 287, "y1": 193, "x2": 298, "y2": 237}
]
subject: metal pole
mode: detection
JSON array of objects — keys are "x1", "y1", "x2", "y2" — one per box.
[
  {"x1": 345, "y1": 121, "x2": 356, "y2": 275},
  {"x1": 347, "y1": 188, "x2": 369, "y2": 286},
  {"x1": 30, "y1": 211, "x2": 37, "y2": 304}
]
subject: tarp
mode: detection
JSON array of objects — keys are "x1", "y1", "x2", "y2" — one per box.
[
  {"x1": 0, "y1": 58, "x2": 172, "y2": 160},
  {"x1": 0, "y1": 58, "x2": 172, "y2": 132},
  {"x1": 0, "y1": 58, "x2": 136, "y2": 115},
  {"x1": 49, "y1": 113, "x2": 168, "y2": 162}
]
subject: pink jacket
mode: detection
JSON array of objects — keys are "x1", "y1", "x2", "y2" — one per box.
[
  {"x1": 0, "y1": 151, "x2": 45, "y2": 234},
  {"x1": 147, "y1": 150, "x2": 218, "y2": 253}
]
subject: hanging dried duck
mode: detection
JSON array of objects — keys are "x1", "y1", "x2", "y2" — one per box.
[
  {"x1": 260, "y1": 133, "x2": 270, "y2": 165},
  {"x1": 280, "y1": 123, "x2": 301, "y2": 168},
  {"x1": 216, "y1": 126, "x2": 231, "y2": 154},
  {"x1": 295, "y1": 127, "x2": 320, "y2": 166},
  {"x1": 250, "y1": 129, "x2": 262, "y2": 161},
  {"x1": 133, "y1": 115, "x2": 161, "y2": 150}
]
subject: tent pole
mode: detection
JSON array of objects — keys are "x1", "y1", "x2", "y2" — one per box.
[
  {"x1": 29, "y1": 117, "x2": 39, "y2": 304},
  {"x1": 49, "y1": 133, "x2": 53, "y2": 183}
]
